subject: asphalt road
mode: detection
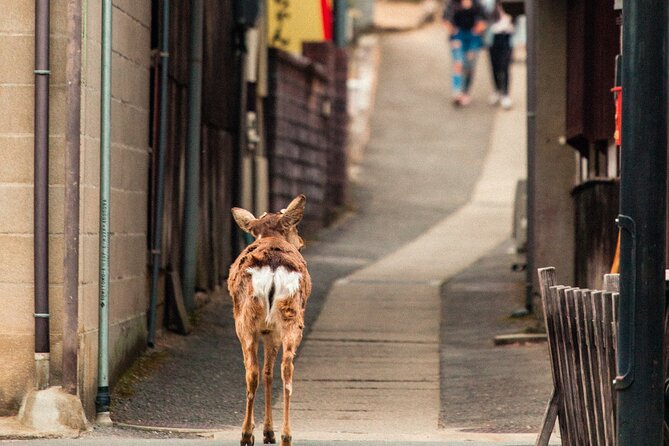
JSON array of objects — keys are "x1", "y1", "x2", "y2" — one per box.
[{"x1": 3, "y1": 439, "x2": 538, "y2": 446}]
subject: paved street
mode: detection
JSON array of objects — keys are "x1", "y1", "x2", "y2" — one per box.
[
  {"x1": 3, "y1": 18, "x2": 556, "y2": 446},
  {"x1": 0, "y1": 440, "x2": 545, "y2": 446}
]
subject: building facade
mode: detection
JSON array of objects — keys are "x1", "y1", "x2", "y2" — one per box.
[{"x1": 0, "y1": 0, "x2": 348, "y2": 420}]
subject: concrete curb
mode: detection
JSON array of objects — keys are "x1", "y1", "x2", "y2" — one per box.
[{"x1": 112, "y1": 421, "x2": 221, "y2": 435}]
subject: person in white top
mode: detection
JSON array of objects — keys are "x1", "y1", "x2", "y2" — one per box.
[{"x1": 487, "y1": 0, "x2": 514, "y2": 109}]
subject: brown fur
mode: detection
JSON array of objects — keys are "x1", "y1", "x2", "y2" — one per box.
[{"x1": 227, "y1": 195, "x2": 311, "y2": 446}]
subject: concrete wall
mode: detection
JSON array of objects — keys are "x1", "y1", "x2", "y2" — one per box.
[
  {"x1": 0, "y1": 0, "x2": 69, "y2": 415},
  {"x1": 0, "y1": 0, "x2": 151, "y2": 417},
  {"x1": 78, "y1": 0, "x2": 151, "y2": 417},
  {"x1": 529, "y1": 0, "x2": 575, "y2": 292}
]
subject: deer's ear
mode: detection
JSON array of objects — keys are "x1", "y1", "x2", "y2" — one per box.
[
  {"x1": 231, "y1": 207, "x2": 256, "y2": 234},
  {"x1": 281, "y1": 195, "x2": 306, "y2": 227}
]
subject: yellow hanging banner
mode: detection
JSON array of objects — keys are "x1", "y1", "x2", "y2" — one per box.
[{"x1": 267, "y1": 0, "x2": 333, "y2": 54}]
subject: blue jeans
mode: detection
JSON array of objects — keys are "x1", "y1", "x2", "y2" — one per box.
[{"x1": 450, "y1": 30, "x2": 483, "y2": 94}]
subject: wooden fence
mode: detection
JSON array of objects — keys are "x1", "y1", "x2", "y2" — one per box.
[{"x1": 536, "y1": 267, "x2": 619, "y2": 446}]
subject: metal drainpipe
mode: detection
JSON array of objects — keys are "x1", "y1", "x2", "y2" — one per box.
[
  {"x1": 616, "y1": 0, "x2": 667, "y2": 444},
  {"x1": 148, "y1": 0, "x2": 170, "y2": 348},
  {"x1": 521, "y1": 0, "x2": 536, "y2": 317},
  {"x1": 95, "y1": 0, "x2": 112, "y2": 424},
  {"x1": 333, "y1": 0, "x2": 347, "y2": 47},
  {"x1": 63, "y1": 0, "x2": 82, "y2": 396},
  {"x1": 181, "y1": 0, "x2": 204, "y2": 311},
  {"x1": 34, "y1": 0, "x2": 51, "y2": 391}
]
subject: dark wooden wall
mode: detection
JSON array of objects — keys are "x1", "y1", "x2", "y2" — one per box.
[
  {"x1": 265, "y1": 45, "x2": 349, "y2": 236},
  {"x1": 573, "y1": 179, "x2": 620, "y2": 290},
  {"x1": 266, "y1": 49, "x2": 330, "y2": 235},
  {"x1": 303, "y1": 42, "x2": 349, "y2": 223},
  {"x1": 566, "y1": 0, "x2": 619, "y2": 153},
  {"x1": 149, "y1": 0, "x2": 239, "y2": 321}
]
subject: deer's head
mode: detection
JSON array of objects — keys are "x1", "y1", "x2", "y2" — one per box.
[{"x1": 231, "y1": 195, "x2": 306, "y2": 250}]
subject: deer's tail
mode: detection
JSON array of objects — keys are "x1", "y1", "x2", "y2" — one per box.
[{"x1": 246, "y1": 265, "x2": 302, "y2": 323}]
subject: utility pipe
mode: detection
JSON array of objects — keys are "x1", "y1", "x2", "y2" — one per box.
[
  {"x1": 148, "y1": 0, "x2": 170, "y2": 348},
  {"x1": 63, "y1": 0, "x2": 82, "y2": 396},
  {"x1": 616, "y1": 0, "x2": 667, "y2": 444},
  {"x1": 95, "y1": 0, "x2": 112, "y2": 424},
  {"x1": 34, "y1": 0, "x2": 51, "y2": 391},
  {"x1": 181, "y1": 0, "x2": 204, "y2": 311},
  {"x1": 524, "y1": 0, "x2": 536, "y2": 315},
  {"x1": 333, "y1": 0, "x2": 347, "y2": 47}
]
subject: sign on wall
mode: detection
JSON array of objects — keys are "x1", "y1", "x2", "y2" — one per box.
[{"x1": 267, "y1": 0, "x2": 333, "y2": 54}]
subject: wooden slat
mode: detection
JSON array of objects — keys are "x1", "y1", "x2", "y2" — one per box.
[
  {"x1": 603, "y1": 291, "x2": 617, "y2": 437},
  {"x1": 610, "y1": 292, "x2": 619, "y2": 418},
  {"x1": 552, "y1": 285, "x2": 577, "y2": 445},
  {"x1": 567, "y1": 289, "x2": 597, "y2": 446},
  {"x1": 559, "y1": 286, "x2": 587, "y2": 445},
  {"x1": 535, "y1": 388, "x2": 561, "y2": 446},
  {"x1": 537, "y1": 268, "x2": 570, "y2": 445},
  {"x1": 166, "y1": 270, "x2": 192, "y2": 335},
  {"x1": 592, "y1": 290, "x2": 614, "y2": 445},
  {"x1": 603, "y1": 274, "x2": 620, "y2": 292},
  {"x1": 582, "y1": 290, "x2": 606, "y2": 444}
]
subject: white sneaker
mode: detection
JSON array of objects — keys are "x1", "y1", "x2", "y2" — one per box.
[
  {"x1": 488, "y1": 92, "x2": 500, "y2": 106},
  {"x1": 459, "y1": 94, "x2": 471, "y2": 106},
  {"x1": 500, "y1": 95, "x2": 512, "y2": 109}
]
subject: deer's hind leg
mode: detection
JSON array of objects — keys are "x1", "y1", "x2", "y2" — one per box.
[
  {"x1": 279, "y1": 315, "x2": 304, "y2": 446},
  {"x1": 262, "y1": 330, "x2": 280, "y2": 444},
  {"x1": 240, "y1": 330, "x2": 260, "y2": 446}
]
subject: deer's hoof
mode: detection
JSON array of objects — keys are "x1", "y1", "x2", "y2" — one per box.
[
  {"x1": 263, "y1": 430, "x2": 276, "y2": 444},
  {"x1": 280, "y1": 435, "x2": 292, "y2": 446},
  {"x1": 241, "y1": 432, "x2": 255, "y2": 446}
]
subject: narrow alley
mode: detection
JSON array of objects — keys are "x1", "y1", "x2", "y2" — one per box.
[
  {"x1": 6, "y1": 0, "x2": 669, "y2": 445},
  {"x1": 2, "y1": 5, "x2": 554, "y2": 446},
  {"x1": 36, "y1": 22, "x2": 548, "y2": 446}
]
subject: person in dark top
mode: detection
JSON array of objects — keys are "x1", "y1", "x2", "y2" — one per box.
[
  {"x1": 443, "y1": 0, "x2": 488, "y2": 106},
  {"x1": 487, "y1": 0, "x2": 515, "y2": 109}
]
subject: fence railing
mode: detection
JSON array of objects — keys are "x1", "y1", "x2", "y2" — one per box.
[{"x1": 536, "y1": 267, "x2": 619, "y2": 446}]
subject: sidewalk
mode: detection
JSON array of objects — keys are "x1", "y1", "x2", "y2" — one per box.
[{"x1": 373, "y1": 0, "x2": 440, "y2": 32}]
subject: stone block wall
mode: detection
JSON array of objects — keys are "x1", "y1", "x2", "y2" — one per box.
[
  {"x1": 78, "y1": 0, "x2": 151, "y2": 417},
  {"x1": 0, "y1": 0, "x2": 151, "y2": 418},
  {"x1": 0, "y1": 0, "x2": 69, "y2": 415}
]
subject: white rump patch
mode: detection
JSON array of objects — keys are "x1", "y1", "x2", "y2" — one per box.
[{"x1": 246, "y1": 266, "x2": 302, "y2": 323}]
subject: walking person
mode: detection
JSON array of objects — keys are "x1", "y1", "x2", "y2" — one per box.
[
  {"x1": 487, "y1": 0, "x2": 514, "y2": 109},
  {"x1": 443, "y1": 0, "x2": 488, "y2": 106}
]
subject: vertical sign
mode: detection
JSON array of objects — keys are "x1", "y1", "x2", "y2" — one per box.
[{"x1": 267, "y1": 0, "x2": 332, "y2": 54}]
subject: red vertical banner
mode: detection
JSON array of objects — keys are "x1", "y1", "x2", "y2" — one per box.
[{"x1": 321, "y1": 0, "x2": 333, "y2": 40}]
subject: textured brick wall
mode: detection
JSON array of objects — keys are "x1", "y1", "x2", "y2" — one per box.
[{"x1": 266, "y1": 49, "x2": 330, "y2": 235}]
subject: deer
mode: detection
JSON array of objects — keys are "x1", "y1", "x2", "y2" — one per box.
[{"x1": 228, "y1": 195, "x2": 311, "y2": 446}]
